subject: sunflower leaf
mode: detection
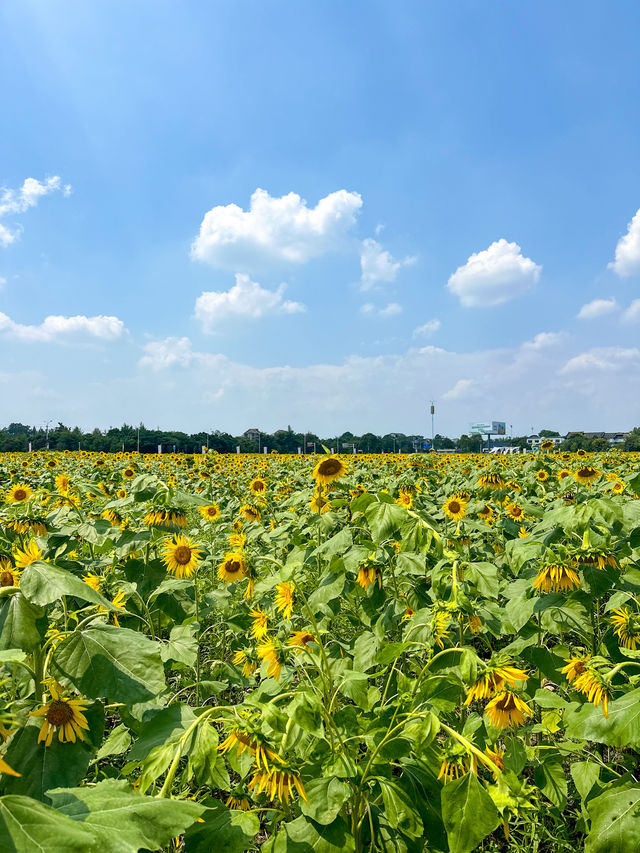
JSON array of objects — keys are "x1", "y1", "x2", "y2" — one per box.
[
  {"x1": 21, "y1": 561, "x2": 116, "y2": 609},
  {"x1": 0, "y1": 794, "x2": 96, "y2": 853}
]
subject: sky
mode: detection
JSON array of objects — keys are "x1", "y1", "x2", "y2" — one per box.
[{"x1": 1, "y1": 0, "x2": 640, "y2": 438}]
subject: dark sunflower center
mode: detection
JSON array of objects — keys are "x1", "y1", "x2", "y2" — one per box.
[
  {"x1": 252, "y1": 482, "x2": 265, "y2": 491},
  {"x1": 46, "y1": 700, "x2": 73, "y2": 726},
  {"x1": 226, "y1": 560, "x2": 242, "y2": 574},
  {"x1": 173, "y1": 546, "x2": 192, "y2": 565},
  {"x1": 449, "y1": 501, "x2": 460, "y2": 514},
  {"x1": 0, "y1": 571, "x2": 15, "y2": 587},
  {"x1": 318, "y1": 459, "x2": 341, "y2": 476},
  {"x1": 14, "y1": 490, "x2": 27, "y2": 501},
  {"x1": 577, "y1": 467, "x2": 594, "y2": 477}
]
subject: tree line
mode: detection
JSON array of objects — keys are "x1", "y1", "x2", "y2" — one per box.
[{"x1": 0, "y1": 422, "x2": 637, "y2": 453}]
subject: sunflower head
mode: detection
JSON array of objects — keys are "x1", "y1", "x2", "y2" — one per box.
[
  {"x1": 312, "y1": 456, "x2": 347, "y2": 485},
  {"x1": 218, "y1": 551, "x2": 248, "y2": 583},
  {"x1": 161, "y1": 535, "x2": 203, "y2": 579}
]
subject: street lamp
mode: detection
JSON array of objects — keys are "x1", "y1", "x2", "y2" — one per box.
[{"x1": 45, "y1": 419, "x2": 53, "y2": 450}]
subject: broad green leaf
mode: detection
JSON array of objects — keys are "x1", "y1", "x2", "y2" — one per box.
[
  {"x1": 585, "y1": 783, "x2": 640, "y2": 853},
  {"x1": 379, "y1": 778, "x2": 423, "y2": 839},
  {"x1": 441, "y1": 772, "x2": 501, "y2": 853},
  {"x1": 571, "y1": 761, "x2": 600, "y2": 803},
  {"x1": 160, "y1": 623, "x2": 198, "y2": 667},
  {"x1": 128, "y1": 704, "x2": 197, "y2": 761},
  {"x1": 0, "y1": 649, "x2": 25, "y2": 665},
  {"x1": 353, "y1": 631, "x2": 378, "y2": 673},
  {"x1": 52, "y1": 623, "x2": 166, "y2": 712},
  {"x1": 365, "y1": 501, "x2": 407, "y2": 542},
  {"x1": 564, "y1": 688, "x2": 640, "y2": 748},
  {"x1": 184, "y1": 798, "x2": 260, "y2": 853},
  {"x1": 95, "y1": 724, "x2": 132, "y2": 761},
  {"x1": 267, "y1": 814, "x2": 355, "y2": 853},
  {"x1": 301, "y1": 778, "x2": 351, "y2": 825},
  {"x1": 20, "y1": 561, "x2": 115, "y2": 609},
  {"x1": 1, "y1": 703, "x2": 104, "y2": 802},
  {"x1": 289, "y1": 691, "x2": 325, "y2": 739},
  {"x1": 48, "y1": 778, "x2": 204, "y2": 853},
  {"x1": 0, "y1": 594, "x2": 43, "y2": 652},
  {"x1": 0, "y1": 794, "x2": 96, "y2": 853},
  {"x1": 534, "y1": 758, "x2": 568, "y2": 809},
  {"x1": 185, "y1": 721, "x2": 229, "y2": 789}
]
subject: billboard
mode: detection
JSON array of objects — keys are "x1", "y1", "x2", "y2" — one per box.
[{"x1": 470, "y1": 421, "x2": 506, "y2": 435}]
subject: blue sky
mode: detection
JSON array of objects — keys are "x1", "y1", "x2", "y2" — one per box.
[{"x1": 1, "y1": 0, "x2": 640, "y2": 436}]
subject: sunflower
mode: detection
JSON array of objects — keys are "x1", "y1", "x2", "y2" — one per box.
[
  {"x1": 557, "y1": 469, "x2": 572, "y2": 482},
  {"x1": 433, "y1": 610, "x2": 451, "y2": 648},
  {"x1": 161, "y1": 535, "x2": 203, "y2": 579},
  {"x1": 218, "y1": 726, "x2": 280, "y2": 772},
  {"x1": 611, "y1": 607, "x2": 640, "y2": 650},
  {"x1": 540, "y1": 440, "x2": 555, "y2": 451},
  {"x1": 5, "y1": 484, "x2": 33, "y2": 503},
  {"x1": 287, "y1": 631, "x2": 317, "y2": 652},
  {"x1": 312, "y1": 456, "x2": 347, "y2": 485},
  {"x1": 468, "y1": 614, "x2": 482, "y2": 633},
  {"x1": 275, "y1": 582, "x2": 294, "y2": 620},
  {"x1": 248, "y1": 765, "x2": 308, "y2": 805},
  {"x1": 198, "y1": 503, "x2": 221, "y2": 522},
  {"x1": 249, "y1": 478, "x2": 267, "y2": 495},
  {"x1": 532, "y1": 562, "x2": 581, "y2": 593},
  {"x1": 30, "y1": 682, "x2": 90, "y2": 746},
  {"x1": 257, "y1": 637, "x2": 284, "y2": 680},
  {"x1": 13, "y1": 540, "x2": 43, "y2": 569},
  {"x1": 310, "y1": 492, "x2": 331, "y2": 513},
  {"x1": 464, "y1": 662, "x2": 529, "y2": 704},
  {"x1": 505, "y1": 501, "x2": 525, "y2": 522},
  {"x1": 239, "y1": 504, "x2": 261, "y2": 523},
  {"x1": 55, "y1": 474, "x2": 71, "y2": 494},
  {"x1": 395, "y1": 488, "x2": 412, "y2": 509},
  {"x1": 437, "y1": 755, "x2": 471, "y2": 784},
  {"x1": 477, "y1": 473, "x2": 504, "y2": 490},
  {"x1": 143, "y1": 508, "x2": 188, "y2": 528},
  {"x1": 122, "y1": 467, "x2": 136, "y2": 479},
  {"x1": 249, "y1": 606, "x2": 269, "y2": 640},
  {"x1": 574, "y1": 465, "x2": 601, "y2": 486},
  {"x1": 443, "y1": 496, "x2": 467, "y2": 522},
  {"x1": 83, "y1": 572, "x2": 102, "y2": 593},
  {"x1": 477, "y1": 503, "x2": 495, "y2": 525},
  {"x1": 226, "y1": 794, "x2": 251, "y2": 811},
  {"x1": 0, "y1": 562, "x2": 20, "y2": 588},
  {"x1": 357, "y1": 565, "x2": 381, "y2": 590},
  {"x1": 485, "y1": 691, "x2": 533, "y2": 729},
  {"x1": 535, "y1": 470, "x2": 549, "y2": 483},
  {"x1": 576, "y1": 549, "x2": 618, "y2": 570},
  {"x1": 218, "y1": 551, "x2": 248, "y2": 583},
  {"x1": 560, "y1": 654, "x2": 591, "y2": 684},
  {"x1": 116, "y1": 487, "x2": 127, "y2": 499},
  {"x1": 233, "y1": 649, "x2": 258, "y2": 677},
  {"x1": 573, "y1": 667, "x2": 610, "y2": 717}
]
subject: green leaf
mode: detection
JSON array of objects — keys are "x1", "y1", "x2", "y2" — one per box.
[
  {"x1": 571, "y1": 761, "x2": 600, "y2": 803},
  {"x1": 585, "y1": 783, "x2": 640, "y2": 853},
  {"x1": 160, "y1": 623, "x2": 198, "y2": 667},
  {"x1": 503, "y1": 738, "x2": 527, "y2": 776},
  {"x1": 353, "y1": 631, "x2": 379, "y2": 673},
  {"x1": 301, "y1": 778, "x2": 351, "y2": 825},
  {"x1": 379, "y1": 778, "x2": 423, "y2": 839},
  {"x1": 0, "y1": 594, "x2": 43, "y2": 652},
  {"x1": 289, "y1": 691, "x2": 325, "y2": 739},
  {"x1": 51, "y1": 624, "x2": 166, "y2": 713},
  {"x1": 184, "y1": 798, "x2": 260, "y2": 853},
  {"x1": 128, "y1": 704, "x2": 197, "y2": 761},
  {"x1": 440, "y1": 772, "x2": 501, "y2": 853},
  {"x1": 0, "y1": 649, "x2": 26, "y2": 666},
  {"x1": 534, "y1": 758, "x2": 568, "y2": 809},
  {"x1": 267, "y1": 814, "x2": 355, "y2": 853},
  {"x1": 564, "y1": 688, "x2": 640, "y2": 748},
  {"x1": 185, "y1": 722, "x2": 229, "y2": 789},
  {"x1": 1, "y1": 703, "x2": 104, "y2": 803},
  {"x1": 0, "y1": 794, "x2": 96, "y2": 852},
  {"x1": 95, "y1": 724, "x2": 132, "y2": 761},
  {"x1": 20, "y1": 561, "x2": 115, "y2": 609},
  {"x1": 48, "y1": 778, "x2": 204, "y2": 853},
  {"x1": 365, "y1": 502, "x2": 407, "y2": 542}
]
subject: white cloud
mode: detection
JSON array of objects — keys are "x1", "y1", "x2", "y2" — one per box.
[
  {"x1": 609, "y1": 208, "x2": 640, "y2": 277},
  {"x1": 139, "y1": 336, "x2": 195, "y2": 370},
  {"x1": 521, "y1": 331, "x2": 563, "y2": 350},
  {"x1": 360, "y1": 302, "x2": 403, "y2": 318},
  {"x1": 622, "y1": 299, "x2": 640, "y2": 323},
  {"x1": 0, "y1": 176, "x2": 71, "y2": 246},
  {"x1": 191, "y1": 188, "x2": 362, "y2": 271},
  {"x1": 442, "y1": 378, "x2": 474, "y2": 400},
  {"x1": 447, "y1": 239, "x2": 541, "y2": 307},
  {"x1": 577, "y1": 297, "x2": 619, "y2": 319},
  {"x1": 0, "y1": 313, "x2": 125, "y2": 343},
  {"x1": 194, "y1": 273, "x2": 305, "y2": 333},
  {"x1": 413, "y1": 319, "x2": 441, "y2": 337},
  {"x1": 359, "y1": 238, "x2": 416, "y2": 290},
  {"x1": 560, "y1": 346, "x2": 640, "y2": 373}
]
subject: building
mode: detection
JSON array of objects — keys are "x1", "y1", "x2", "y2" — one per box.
[
  {"x1": 243, "y1": 428, "x2": 260, "y2": 440},
  {"x1": 526, "y1": 435, "x2": 562, "y2": 448},
  {"x1": 565, "y1": 431, "x2": 628, "y2": 445}
]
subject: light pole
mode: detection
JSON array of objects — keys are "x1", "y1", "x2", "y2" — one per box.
[
  {"x1": 430, "y1": 401, "x2": 435, "y2": 450},
  {"x1": 45, "y1": 419, "x2": 53, "y2": 450}
]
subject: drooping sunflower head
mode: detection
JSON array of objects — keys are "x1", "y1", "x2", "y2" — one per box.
[
  {"x1": 485, "y1": 690, "x2": 533, "y2": 730},
  {"x1": 532, "y1": 561, "x2": 581, "y2": 593},
  {"x1": 239, "y1": 504, "x2": 261, "y2": 523},
  {"x1": 218, "y1": 551, "x2": 248, "y2": 583},
  {"x1": 477, "y1": 473, "x2": 505, "y2": 490},
  {"x1": 574, "y1": 465, "x2": 601, "y2": 487},
  {"x1": 161, "y1": 535, "x2": 203, "y2": 579},
  {"x1": 312, "y1": 456, "x2": 347, "y2": 485},
  {"x1": 275, "y1": 581, "x2": 294, "y2": 621},
  {"x1": 13, "y1": 539, "x2": 43, "y2": 569},
  {"x1": 611, "y1": 606, "x2": 640, "y2": 650}
]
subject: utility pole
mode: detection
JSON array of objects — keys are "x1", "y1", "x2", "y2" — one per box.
[{"x1": 430, "y1": 401, "x2": 435, "y2": 450}]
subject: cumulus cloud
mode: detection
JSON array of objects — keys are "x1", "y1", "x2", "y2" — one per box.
[
  {"x1": 442, "y1": 378, "x2": 474, "y2": 400},
  {"x1": 359, "y1": 238, "x2": 416, "y2": 290},
  {"x1": 139, "y1": 336, "x2": 196, "y2": 370},
  {"x1": 191, "y1": 188, "x2": 362, "y2": 271},
  {"x1": 0, "y1": 176, "x2": 71, "y2": 246},
  {"x1": 577, "y1": 297, "x2": 619, "y2": 319},
  {"x1": 521, "y1": 331, "x2": 563, "y2": 350},
  {"x1": 447, "y1": 239, "x2": 541, "y2": 307},
  {"x1": 194, "y1": 273, "x2": 305, "y2": 333},
  {"x1": 609, "y1": 208, "x2": 640, "y2": 277},
  {"x1": 560, "y1": 346, "x2": 640, "y2": 373},
  {"x1": 360, "y1": 302, "x2": 403, "y2": 318},
  {"x1": 413, "y1": 319, "x2": 441, "y2": 337},
  {"x1": 622, "y1": 299, "x2": 640, "y2": 323},
  {"x1": 0, "y1": 313, "x2": 125, "y2": 343}
]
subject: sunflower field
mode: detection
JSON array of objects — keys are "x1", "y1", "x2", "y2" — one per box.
[{"x1": 0, "y1": 448, "x2": 639, "y2": 853}]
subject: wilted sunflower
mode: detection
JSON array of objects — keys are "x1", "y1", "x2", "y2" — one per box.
[
  {"x1": 5, "y1": 484, "x2": 32, "y2": 503},
  {"x1": 287, "y1": 630, "x2": 317, "y2": 652},
  {"x1": 218, "y1": 551, "x2": 248, "y2": 583},
  {"x1": 532, "y1": 562, "x2": 581, "y2": 593},
  {"x1": 312, "y1": 456, "x2": 347, "y2": 485},
  {"x1": 357, "y1": 564, "x2": 381, "y2": 590},
  {"x1": 611, "y1": 607, "x2": 640, "y2": 650},
  {"x1": 248, "y1": 765, "x2": 308, "y2": 805},
  {"x1": 161, "y1": 535, "x2": 203, "y2": 579},
  {"x1": 574, "y1": 465, "x2": 601, "y2": 487},
  {"x1": 443, "y1": 496, "x2": 467, "y2": 522},
  {"x1": 275, "y1": 582, "x2": 294, "y2": 620},
  {"x1": 477, "y1": 473, "x2": 504, "y2": 490},
  {"x1": 576, "y1": 548, "x2": 618, "y2": 570},
  {"x1": 30, "y1": 682, "x2": 90, "y2": 746},
  {"x1": 464, "y1": 662, "x2": 529, "y2": 704},
  {"x1": 226, "y1": 794, "x2": 251, "y2": 811},
  {"x1": 218, "y1": 726, "x2": 280, "y2": 772},
  {"x1": 485, "y1": 691, "x2": 533, "y2": 729},
  {"x1": 432, "y1": 610, "x2": 452, "y2": 648},
  {"x1": 573, "y1": 667, "x2": 610, "y2": 717},
  {"x1": 257, "y1": 637, "x2": 284, "y2": 680},
  {"x1": 239, "y1": 504, "x2": 261, "y2": 523},
  {"x1": 198, "y1": 503, "x2": 221, "y2": 521},
  {"x1": 437, "y1": 753, "x2": 472, "y2": 784},
  {"x1": 249, "y1": 606, "x2": 269, "y2": 640},
  {"x1": 143, "y1": 507, "x2": 187, "y2": 528},
  {"x1": 13, "y1": 540, "x2": 43, "y2": 569},
  {"x1": 233, "y1": 649, "x2": 258, "y2": 677}
]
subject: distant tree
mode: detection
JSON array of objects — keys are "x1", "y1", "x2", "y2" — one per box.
[
  {"x1": 539, "y1": 429, "x2": 561, "y2": 437},
  {"x1": 624, "y1": 428, "x2": 640, "y2": 451}
]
